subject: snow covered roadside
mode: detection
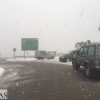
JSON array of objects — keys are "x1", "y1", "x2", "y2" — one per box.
[
  {"x1": 0, "y1": 67, "x2": 5, "y2": 77},
  {"x1": 54, "y1": 56, "x2": 72, "y2": 65},
  {"x1": 6, "y1": 58, "x2": 37, "y2": 62},
  {"x1": 6, "y1": 57, "x2": 59, "y2": 62},
  {"x1": 6, "y1": 57, "x2": 72, "y2": 65}
]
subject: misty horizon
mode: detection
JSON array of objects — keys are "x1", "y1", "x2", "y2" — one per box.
[{"x1": 0, "y1": 0, "x2": 100, "y2": 57}]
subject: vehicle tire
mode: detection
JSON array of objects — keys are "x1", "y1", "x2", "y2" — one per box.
[
  {"x1": 50, "y1": 56, "x2": 54, "y2": 59},
  {"x1": 51, "y1": 56, "x2": 54, "y2": 59},
  {"x1": 38, "y1": 57, "x2": 40, "y2": 60},
  {"x1": 85, "y1": 64, "x2": 92, "y2": 78},
  {"x1": 41, "y1": 58, "x2": 44, "y2": 60},
  {"x1": 72, "y1": 59, "x2": 80, "y2": 70}
]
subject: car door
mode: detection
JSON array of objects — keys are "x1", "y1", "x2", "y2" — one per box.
[
  {"x1": 81, "y1": 47, "x2": 88, "y2": 66},
  {"x1": 42, "y1": 51, "x2": 46, "y2": 58},
  {"x1": 78, "y1": 47, "x2": 84, "y2": 65}
]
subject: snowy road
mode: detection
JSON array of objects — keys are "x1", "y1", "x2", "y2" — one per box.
[
  {"x1": 1, "y1": 59, "x2": 100, "y2": 100},
  {"x1": 0, "y1": 67, "x2": 5, "y2": 76},
  {"x1": 6, "y1": 57, "x2": 72, "y2": 65}
]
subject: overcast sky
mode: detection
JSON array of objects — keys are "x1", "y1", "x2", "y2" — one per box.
[{"x1": 0, "y1": 0, "x2": 100, "y2": 57}]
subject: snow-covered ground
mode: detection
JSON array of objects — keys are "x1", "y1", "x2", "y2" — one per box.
[
  {"x1": 0, "y1": 67, "x2": 5, "y2": 77},
  {"x1": 6, "y1": 57, "x2": 72, "y2": 65},
  {"x1": 6, "y1": 58, "x2": 37, "y2": 62}
]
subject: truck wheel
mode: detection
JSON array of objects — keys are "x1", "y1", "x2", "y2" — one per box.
[
  {"x1": 85, "y1": 64, "x2": 92, "y2": 78},
  {"x1": 72, "y1": 60, "x2": 80, "y2": 70},
  {"x1": 72, "y1": 60, "x2": 75, "y2": 68}
]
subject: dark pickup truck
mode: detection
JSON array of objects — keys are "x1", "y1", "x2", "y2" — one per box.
[{"x1": 72, "y1": 44, "x2": 100, "y2": 78}]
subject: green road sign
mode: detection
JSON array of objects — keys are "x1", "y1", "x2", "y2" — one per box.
[{"x1": 21, "y1": 38, "x2": 38, "y2": 51}]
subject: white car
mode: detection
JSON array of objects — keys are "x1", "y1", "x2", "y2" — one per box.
[{"x1": 35, "y1": 50, "x2": 54, "y2": 60}]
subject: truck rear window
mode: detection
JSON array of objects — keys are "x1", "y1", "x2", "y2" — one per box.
[
  {"x1": 97, "y1": 45, "x2": 100, "y2": 55},
  {"x1": 88, "y1": 46, "x2": 95, "y2": 56}
]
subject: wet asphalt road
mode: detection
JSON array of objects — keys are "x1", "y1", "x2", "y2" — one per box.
[{"x1": 1, "y1": 59, "x2": 100, "y2": 100}]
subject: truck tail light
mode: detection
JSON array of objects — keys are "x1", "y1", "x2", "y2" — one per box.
[{"x1": 94, "y1": 60, "x2": 99, "y2": 67}]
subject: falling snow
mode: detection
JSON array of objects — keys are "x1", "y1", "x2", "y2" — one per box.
[{"x1": 16, "y1": 82, "x2": 19, "y2": 86}]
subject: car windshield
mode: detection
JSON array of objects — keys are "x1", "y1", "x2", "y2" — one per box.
[
  {"x1": 1, "y1": 0, "x2": 100, "y2": 100},
  {"x1": 66, "y1": 50, "x2": 73, "y2": 54}
]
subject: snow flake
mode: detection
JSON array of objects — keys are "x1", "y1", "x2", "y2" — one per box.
[{"x1": 16, "y1": 82, "x2": 19, "y2": 86}]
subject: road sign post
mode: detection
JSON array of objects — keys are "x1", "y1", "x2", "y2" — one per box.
[
  {"x1": 13, "y1": 48, "x2": 16, "y2": 59},
  {"x1": 24, "y1": 50, "x2": 25, "y2": 59}
]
